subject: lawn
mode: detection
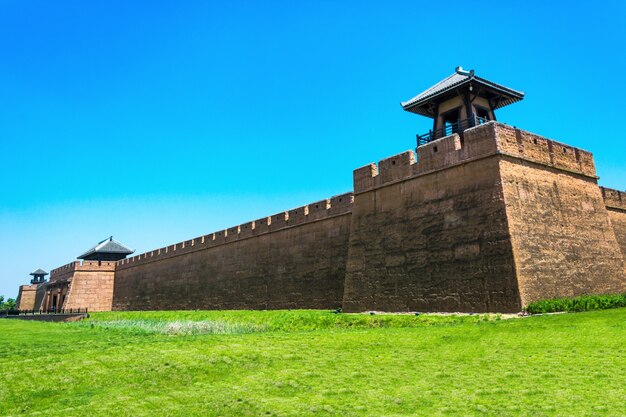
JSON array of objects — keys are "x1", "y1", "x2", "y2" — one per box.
[{"x1": 1, "y1": 309, "x2": 625, "y2": 417}]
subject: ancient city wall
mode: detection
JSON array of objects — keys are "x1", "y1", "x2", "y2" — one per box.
[
  {"x1": 34, "y1": 121, "x2": 622, "y2": 313},
  {"x1": 343, "y1": 123, "x2": 521, "y2": 313},
  {"x1": 342, "y1": 122, "x2": 625, "y2": 312},
  {"x1": 601, "y1": 187, "x2": 626, "y2": 270},
  {"x1": 16, "y1": 284, "x2": 38, "y2": 310},
  {"x1": 45, "y1": 261, "x2": 116, "y2": 312},
  {"x1": 495, "y1": 124, "x2": 625, "y2": 304},
  {"x1": 112, "y1": 193, "x2": 353, "y2": 310}
]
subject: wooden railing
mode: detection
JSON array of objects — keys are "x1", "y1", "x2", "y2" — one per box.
[{"x1": 417, "y1": 115, "x2": 490, "y2": 147}]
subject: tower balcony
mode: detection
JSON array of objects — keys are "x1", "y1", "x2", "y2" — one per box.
[{"x1": 416, "y1": 115, "x2": 490, "y2": 147}]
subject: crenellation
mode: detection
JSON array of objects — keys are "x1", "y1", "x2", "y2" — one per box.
[
  {"x1": 253, "y1": 217, "x2": 270, "y2": 233},
  {"x1": 226, "y1": 226, "x2": 239, "y2": 242},
  {"x1": 353, "y1": 163, "x2": 378, "y2": 193},
  {"x1": 31, "y1": 118, "x2": 626, "y2": 312},
  {"x1": 460, "y1": 122, "x2": 499, "y2": 158},
  {"x1": 576, "y1": 148, "x2": 596, "y2": 177},
  {"x1": 287, "y1": 206, "x2": 307, "y2": 226},
  {"x1": 114, "y1": 191, "x2": 355, "y2": 272},
  {"x1": 378, "y1": 150, "x2": 415, "y2": 183},
  {"x1": 415, "y1": 133, "x2": 465, "y2": 174},
  {"x1": 308, "y1": 199, "x2": 330, "y2": 221},
  {"x1": 239, "y1": 221, "x2": 255, "y2": 238},
  {"x1": 329, "y1": 193, "x2": 353, "y2": 215},
  {"x1": 550, "y1": 141, "x2": 579, "y2": 171},
  {"x1": 214, "y1": 230, "x2": 226, "y2": 242},
  {"x1": 269, "y1": 212, "x2": 289, "y2": 230},
  {"x1": 514, "y1": 129, "x2": 552, "y2": 165},
  {"x1": 27, "y1": 70, "x2": 624, "y2": 314},
  {"x1": 602, "y1": 187, "x2": 626, "y2": 210},
  {"x1": 491, "y1": 124, "x2": 597, "y2": 177}
]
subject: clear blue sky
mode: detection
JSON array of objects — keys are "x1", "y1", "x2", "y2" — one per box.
[{"x1": 1, "y1": 1, "x2": 625, "y2": 298}]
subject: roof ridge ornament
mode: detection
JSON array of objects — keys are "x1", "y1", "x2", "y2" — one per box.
[{"x1": 455, "y1": 66, "x2": 474, "y2": 77}]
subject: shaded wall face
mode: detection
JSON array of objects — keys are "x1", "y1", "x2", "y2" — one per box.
[
  {"x1": 16, "y1": 286, "x2": 37, "y2": 310},
  {"x1": 343, "y1": 156, "x2": 521, "y2": 313},
  {"x1": 500, "y1": 158, "x2": 625, "y2": 303},
  {"x1": 40, "y1": 285, "x2": 70, "y2": 311},
  {"x1": 113, "y1": 214, "x2": 352, "y2": 311},
  {"x1": 607, "y1": 210, "x2": 626, "y2": 272},
  {"x1": 34, "y1": 284, "x2": 47, "y2": 310}
]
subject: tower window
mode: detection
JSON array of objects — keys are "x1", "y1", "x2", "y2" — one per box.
[
  {"x1": 475, "y1": 106, "x2": 490, "y2": 121},
  {"x1": 441, "y1": 108, "x2": 461, "y2": 135}
]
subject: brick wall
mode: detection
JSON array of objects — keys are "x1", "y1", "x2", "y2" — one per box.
[
  {"x1": 44, "y1": 260, "x2": 117, "y2": 312},
  {"x1": 601, "y1": 187, "x2": 626, "y2": 271},
  {"x1": 344, "y1": 125, "x2": 521, "y2": 313},
  {"x1": 112, "y1": 193, "x2": 353, "y2": 310},
  {"x1": 343, "y1": 122, "x2": 624, "y2": 312},
  {"x1": 33, "y1": 122, "x2": 624, "y2": 313},
  {"x1": 16, "y1": 284, "x2": 38, "y2": 310},
  {"x1": 500, "y1": 160, "x2": 625, "y2": 304}
]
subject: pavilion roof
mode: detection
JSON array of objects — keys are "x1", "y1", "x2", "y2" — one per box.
[
  {"x1": 77, "y1": 237, "x2": 134, "y2": 260},
  {"x1": 401, "y1": 67, "x2": 524, "y2": 117}
]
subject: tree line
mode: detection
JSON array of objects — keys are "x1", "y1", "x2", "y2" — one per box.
[{"x1": 0, "y1": 295, "x2": 17, "y2": 310}]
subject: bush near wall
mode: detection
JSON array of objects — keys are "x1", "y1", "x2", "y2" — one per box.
[
  {"x1": 525, "y1": 293, "x2": 626, "y2": 314},
  {"x1": 0, "y1": 296, "x2": 17, "y2": 311}
]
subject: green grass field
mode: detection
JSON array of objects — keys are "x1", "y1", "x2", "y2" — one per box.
[{"x1": 1, "y1": 309, "x2": 625, "y2": 417}]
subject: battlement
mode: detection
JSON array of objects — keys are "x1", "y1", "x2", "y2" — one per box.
[
  {"x1": 601, "y1": 187, "x2": 626, "y2": 211},
  {"x1": 19, "y1": 284, "x2": 39, "y2": 290},
  {"x1": 354, "y1": 122, "x2": 598, "y2": 194},
  {"x1": 50, "y1": 260, "x2": 117, "y2": 280},
  {"x1": 116, "y1": 192, "x2": 354, "y2": 270}
]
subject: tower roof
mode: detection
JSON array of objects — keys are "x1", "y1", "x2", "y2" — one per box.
[
  {"x1": 77, "y1": 237, "x2": 134, "y2": 260},
  {"x1": 30, "y1": 268, "x2": 48, "y2": 276},
  {"x1": 401, "y1": 67, "x2": 524, "y2": 118}
]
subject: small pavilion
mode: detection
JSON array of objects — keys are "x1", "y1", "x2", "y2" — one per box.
[
  {"x1": 402, "y1": 67, "x2": 524, "y2": 146},
  {"x1": 77, "y1": 236, "x2": 134, "y2": 263},
  {"x1": 29, "y1": 268, "x2": 48, "y2": 284}
]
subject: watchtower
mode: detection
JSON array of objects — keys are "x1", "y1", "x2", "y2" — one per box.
[
  {"x1": 401, "y1": 67, "x2": 524, "y2": 146},
  {"x1": 29, "y1": 268, "x2": 48, "y2": 284},
  {"x1": 77, "y1": 236, "x2": 134, "y2": 263}
]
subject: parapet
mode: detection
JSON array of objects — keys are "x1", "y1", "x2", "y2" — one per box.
[
  {"x1": 493, "y1": 123, "x2": 596, "y2": 177},
  {"x1": 116, "y1": 191, "x2": 354, "y2": 270},
  {"x1": 19, "y1": 284, "x2": 38, "y2": 291},
  {"x1": 601, "y1": 187, "x2": 626, "y2": 211},
  {"x1": 354, "y1": 122, "x2": 598, "y2": 194},
  {"x1": 50, "y1": 260, "x2": 117, "y2": 281}
]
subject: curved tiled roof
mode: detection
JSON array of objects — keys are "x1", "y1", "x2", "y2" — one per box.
[
  {"x1": 401, "y1": 67, "x2": 524, "y2": 117},
  {"x1": 77, "y1": 237, "x2": 134, "y2": 259},
  {"x1": 30, "y1": 268, "x2": 48, "y2": 276}
]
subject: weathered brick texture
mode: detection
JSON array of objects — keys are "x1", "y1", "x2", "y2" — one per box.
[
  {"x1": 113, "y1": 194, "x2": 353, "y2": 311},
  {"x1": 500, "y1": 160, "x2": 625, "y2": 304},
  {"x1": 343, "y1": 122, "x2": 624, "y2": 312},
  {"x1": 39, "y1": 261, "x2": 116, "y2": 312},
  {"x1": 343, "y1": 127, "x2": 520, "y2": 313},
  {"x1": 36, "y1": 122, "x2": 624, "y2": 313},
  {"x1": 16, "y1": 284, "x2": 38, "y2": 310},
  {"x1": 601, "y1": 187, "x2": 626, "y2": 272}
]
